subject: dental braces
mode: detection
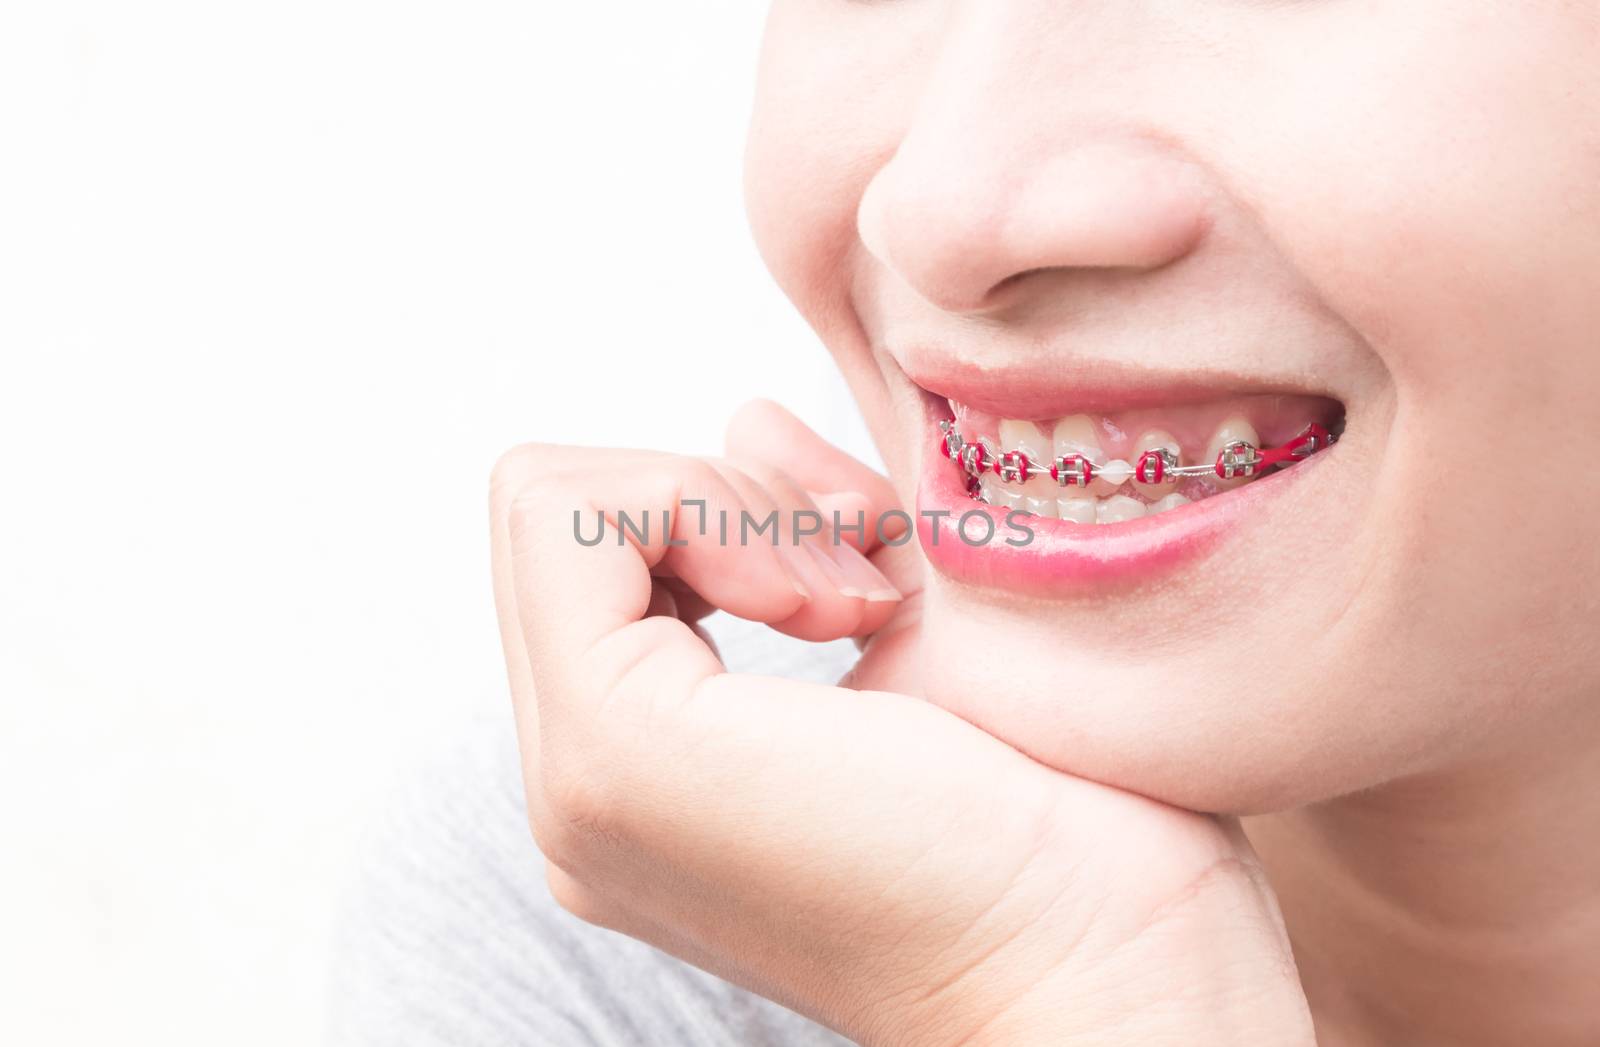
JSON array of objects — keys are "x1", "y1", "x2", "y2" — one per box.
[{"x1": 937, "y1": 418, "x2": 1342, "y2": 487}]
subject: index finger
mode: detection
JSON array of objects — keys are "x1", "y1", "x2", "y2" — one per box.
[
  {"x1": 499, "y1": 455, "x2": 789, "y2": 715},
  {"x1": 725, "y1": 399, "x2": 905, "y2": 553}
]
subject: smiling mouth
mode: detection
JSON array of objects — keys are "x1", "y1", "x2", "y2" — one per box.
[
  {"x1": 894, "y1": 347, "x2": 1354, "y2": 588},
  {"x1": 937, "y1": 394, "x2": 1345, "y2": 525}
]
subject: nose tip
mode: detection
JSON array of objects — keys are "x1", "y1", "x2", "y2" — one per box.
[{"x1": 858, "y1": 139, "x2": 1211, "y2": 314}]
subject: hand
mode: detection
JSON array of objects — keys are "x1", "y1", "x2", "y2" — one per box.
[{"x1": 489, "y1": 400, "x2": 1314, "y2": 1046}]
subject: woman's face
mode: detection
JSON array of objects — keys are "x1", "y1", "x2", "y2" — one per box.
[{"x1": 745, "y1": 1, "x2": 1600, "y2": 812}]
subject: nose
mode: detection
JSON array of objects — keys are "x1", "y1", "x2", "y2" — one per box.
[{"x1": 856, "y1": 50, "x2": 1210, "y2": 315}]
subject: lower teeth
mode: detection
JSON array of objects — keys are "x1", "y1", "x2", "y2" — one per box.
[{"x1": 969, "y1": 478, "x2": 1194, "y2": 524}]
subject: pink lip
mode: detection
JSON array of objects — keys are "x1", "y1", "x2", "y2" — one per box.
[
  {"x1": 914, "y1": 400, "x2": 1323, "y2": 593},
  {"x1": 895, "y1": 346, "x2": 1327, "y2": 419}
]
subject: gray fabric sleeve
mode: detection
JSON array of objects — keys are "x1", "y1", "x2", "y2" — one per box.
[{"x1": 323, "y1": 706, "x2": 856, "y2": 1047}]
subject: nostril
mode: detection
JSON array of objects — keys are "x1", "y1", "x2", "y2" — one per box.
[{"x1": 987, "y1": 267, "x2": 1047, "y2": 299}]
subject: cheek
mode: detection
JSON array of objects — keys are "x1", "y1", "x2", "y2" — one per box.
[
  {"x1": 745, "y1": 8, "x2": 945, "y2": 471},
  {"x1": 745, "y1": 5, "x2": 936, "y2": 339},
  {"x1": 743, "y1": 94, "x2": 850, "y2": 327},
  {"x1": 1227, "y1": 8, "x2": 1600, "y2": 695},
  {"x1": 745, "y1": 1, "x2": 1600, "y2": 798},
  {"x1": 1226, "y1": 3, "x2": 1600, "y2": 409},
  {"x1": 744, "y1": 77, "x2": 902, "y2": 446}
]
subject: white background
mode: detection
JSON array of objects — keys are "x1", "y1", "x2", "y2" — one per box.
[{"x1": 0, "y1": 3, "x2": 875, "y2": 1042}]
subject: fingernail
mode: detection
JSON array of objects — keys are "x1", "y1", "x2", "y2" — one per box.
[
  {"x1": 775, "y1": 542, "x2": 813, "y2": 599},
  {"x1": 817, "y1": 489, "x2": 909, "y2": 545},
  {"x1": 802, "y1": 539, "x2": 858, "y2": 596},
  {"x1": 813, "y1": 537, "x2": 901, "y2": 602}
]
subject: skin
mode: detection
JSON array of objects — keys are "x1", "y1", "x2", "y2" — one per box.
[
  {"x1": 492, "y1": 420, "x2": 1316, "y2": 1045},
  {"x1": 494, "y1": 2, "x2": 1600, "y2": 1043}
]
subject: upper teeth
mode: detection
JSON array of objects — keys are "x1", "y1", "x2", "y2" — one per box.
[
  {"x1": 941, "y1": 410, "x2": 1338, "y2": 524},
  {"x1": 1205, "y1": 415, "x2": 1260, "y2": 489},
  {"x1": 1133, "y1": 428, "x2": 1180, "y2": 491}
]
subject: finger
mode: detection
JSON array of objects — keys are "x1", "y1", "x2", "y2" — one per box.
[
  {"x1": 492, "y1": 448, "x2": 773, "y2": 824},
  {"x1": 695, "y1": 459, "x2": 884, "y2": 641},
  {"x1": 499, "y1": 447, "x2": 1110, "y2": 1044},
  {"x1": 524, "y1": 622, "x2": 1082, "y2": 1044},
  {"x1": 725, "y1": 399, "x2": 906, "y2": 552},
  {"x1": 647, "y1": 578, "x2": 725, "y2": 662},
  {"x1": 721, "y1": 459, "x2": 901, "y2": 638},
  {"x1": 489, "y1": 447, "x2": 554, "y2": 828},
  {"x1": 644, "y1": 579, "x2": 679, "y2": 619},
  {"x1": 723, "y1": 400, "x2": 924, "y2": 618},
  {"x1": 656, "y1": 577, "x2": 716, "y2": 624},
  {"x1": 812, "y1": 482, "x2": 924, "y2": 621},
  {"x1": 504, "y1": 449, "x2": 913, "y2": 722}
]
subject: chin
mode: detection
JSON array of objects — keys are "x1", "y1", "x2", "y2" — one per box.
[
  {"x1": 906, "y1": 628, "x2": 1373, "y2": 815},
  {"x1": 846, "y1": 356, "x2": 1460, "y2": 816}
]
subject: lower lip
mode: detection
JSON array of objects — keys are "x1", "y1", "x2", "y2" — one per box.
[{"x1": 914, "y1": 408, "x2": 1317, "y2": 593}]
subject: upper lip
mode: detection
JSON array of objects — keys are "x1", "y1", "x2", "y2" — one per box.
[{"x1": 890, "y1": 345, "x2": 1339, "y2": 419}]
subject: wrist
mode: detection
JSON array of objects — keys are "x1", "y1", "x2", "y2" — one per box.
[
  {"x1": 885, "y1": 860, "x2": 1315, "y2": 1047},
  {"x1": 959, "y1": 961, "x2": 1315, "y2": 1047}
]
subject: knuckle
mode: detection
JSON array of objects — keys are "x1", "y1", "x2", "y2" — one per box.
[
  {"x1": 525, "y1": 803, "x2": 565, "y2": 862},
  {"x1": 703, "y1": 457, "x2": 776, "y2": 508},
  {"x1": 546, "y1": 864, "x2": 621, "y2": 930},
  {"x1": 724, "y1": 397, "x2": 780, "y2": 443},
  {"x1": 505, "y1": 486, "x2": 561, "y2": 553},
  {"x1": 726, "y1": 455, "x2": 778, "y2": 489},
  {"x1": 708, "y1": 452, "x2": 799, "y2": 506},
  {"x1": 489, "y1": 443, "x2": 541, "y2": 498},
  {"x1": 686, "y1": 454, "x2": 736, "y2": 495},
  {"x1": 489, "y1": 443, "x2": 563, "y2": 518},
  {"x1": 539, "y1": 756, "x2": 630, "y2": 863}
]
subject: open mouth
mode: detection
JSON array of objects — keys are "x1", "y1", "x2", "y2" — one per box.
[
  {"x1": 938, "y1": 394, "x2": 1344, "y2": 524},
  {"x1": 906, "y1": 373, "x2": 1349, "y2": 590}
]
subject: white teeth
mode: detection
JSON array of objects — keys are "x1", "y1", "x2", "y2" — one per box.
[
  {"x1": 955, "y1": 406, "x2": 1286, "y2": 526},
  {"x1": 1132, "y1": 429, "x2": 1182, "y2": 495},
  {"x1": 1204, "y1": 415, "x2": 1260, "y2": 490},
  {"x1": 1096, "y1": 495, "x2": 1147, "y2": 525},
  {"x1": 1092, "y1": 458, "x2": 1134, "y2": 496},
  {"x1": 1003, "y1": 419, "x2": 1063, "y2": 501},
  {"x1": 978, "y1": 473, "x2": 1026, "y2": 511},
  {"x1": 1052, "y1": 415, "x2": 1102, "y2": 500},
  {"x1": 987, "y1": 478, "x2": 1023, "y2": 511},
  {"x1": 998, "y1": 419, "x2": 1051, "y2": 461},
  {"x1": 1051, "y1": 414, "x2": 1101, "y2": 457},
  {"x1": 1024, "y1": 494, "x2": 1059, "y2": 519},
  {"x1": 1056, "y1": 498, "x2": 1097, "y2": 524},
  {"x1": 998, "y1": 418, "x2": 1065, "y2": 501},
  {"x1": 1149, "y1": 493, "x2": 1191, "y2": 516}
]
